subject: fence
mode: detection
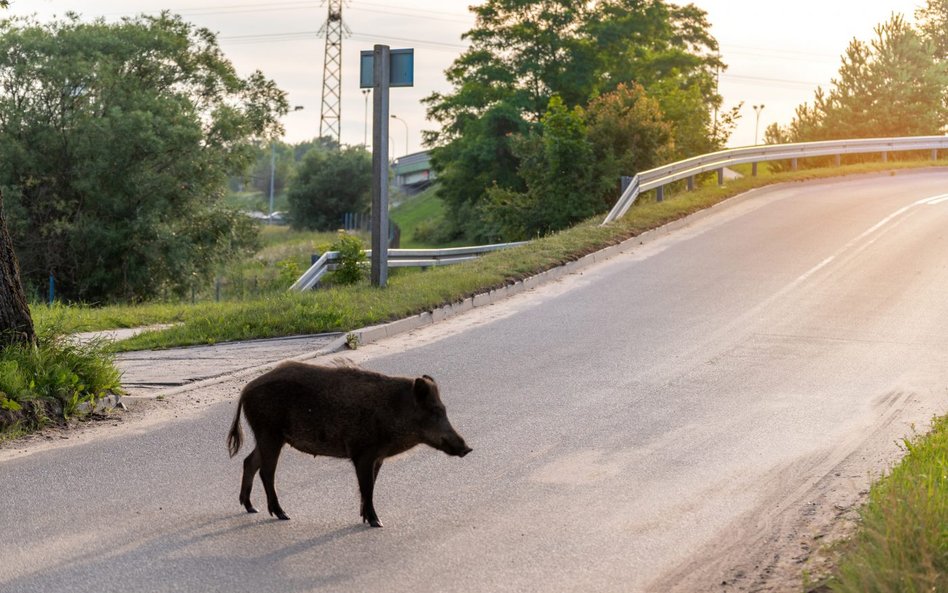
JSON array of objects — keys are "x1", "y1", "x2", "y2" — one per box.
[{"x1": 602, "y1": 135, "x2": 948, "y2": 224}]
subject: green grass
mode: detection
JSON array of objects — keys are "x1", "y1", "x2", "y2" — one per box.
[
  {"x1": 390, "y1": 186, "x2": 455, "y2": 247},
  {"x1": 224, "y1": 189, "x2": 289, "y2": 213},
  {"x1": 825, "y1": 413, "x2": 948, "y2": 592},
  {"x1": 0, "y1": 327, "x2": 123, "y2": 437}
]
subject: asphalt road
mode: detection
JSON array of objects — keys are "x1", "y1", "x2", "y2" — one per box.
[{"x1": 3, "y1": 170, "x2": 948, "y2": 592}]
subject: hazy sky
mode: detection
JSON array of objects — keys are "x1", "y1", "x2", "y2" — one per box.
[{"x1": 11, "y1": 1, "x2": 929, "y2": 154}]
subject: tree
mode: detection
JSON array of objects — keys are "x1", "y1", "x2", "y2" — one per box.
[
  {"x1": 917, "y1": 0, "x2": 948, "y2": 61},
  {"x1": 0, "y1": 13, "x2": 288, "y2": 302},
  {"x1": 0, "y1": 0, "x2": 34, "y2": 347},
  {"x1": 483, "y1": 96, "x2": 607, "y2": 239},
  {"x1": 769, "y1": 15, "x2": 947, "y2": 143},
  {"x1": 287, "y1": 146, "x2": 372, "y2": 231},
  {"x1": 585, "y1": 82, "x2": 674, "y2": 182},
  {"x1": 424, "y1": 0, "x2": 729, "y2": 241},
  {"x1": 0, "y1": 192, "x2": 34, "y2": 347}
]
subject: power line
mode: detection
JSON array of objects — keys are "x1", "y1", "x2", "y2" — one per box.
[
  {"x1": 720, "y1": 73, "x2": 823, "y2": 89},
  {"x1": 220, "y1": 29, "x2": 470, "y2": 52}
]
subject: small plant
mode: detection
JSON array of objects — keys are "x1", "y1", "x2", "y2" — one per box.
[
  {"x1": 345, "y1": 332, "x2": 360, "y2": 350},
  {"x1": 330, "y1": 231, "x2": 366, "y2": 285}
]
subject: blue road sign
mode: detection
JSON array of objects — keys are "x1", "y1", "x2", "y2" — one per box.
[{"x1": 360, "y1": 48, "x2": 414, "y2": 87}]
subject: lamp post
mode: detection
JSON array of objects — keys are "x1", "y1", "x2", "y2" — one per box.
[
  {"x1": 361, "y1": 89, "x2": 371, "y2": 147},
  {"x1": 752, "y1": 104, "x2": 765, "y2": 145},
  {"x1": 269, "y1": 105, "x2": 304, "y2": 223},
  {"x1": 390, "y1": 114, "x2": 408, "y2": 156}
]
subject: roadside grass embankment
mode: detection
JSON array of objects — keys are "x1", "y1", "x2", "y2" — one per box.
[
  {"x1": 821, "y1": 413, "x2": 948, "y2": 592},
  {"x1": 27, "y1": 158, "x2": 945, "y2": 352}
]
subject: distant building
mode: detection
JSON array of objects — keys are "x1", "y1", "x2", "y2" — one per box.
[{"x1": 392, "y1": 151, "x2": 435, "y2": 193}]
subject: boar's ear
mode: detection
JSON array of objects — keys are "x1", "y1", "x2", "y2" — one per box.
[{"x1": 413, "y1": 376, "x2": 435, "y2": 406}]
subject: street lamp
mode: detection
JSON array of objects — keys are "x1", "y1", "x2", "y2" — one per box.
[
  {"x1": 361, "y1": 89, "x2": 371, "y2": 147},
  {"x1": 752, "y1": 104, "x2": 765, "y2": 145},
  {"x1": 269, "y1": 105, "x2": 305, "y2": 223},
  {"x1": 390, "y1": 114, "x2": 408, "y2": 156}
]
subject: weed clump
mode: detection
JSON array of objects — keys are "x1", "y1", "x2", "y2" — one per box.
[{"x1": 0, "y1": 326, "x2": 122, "y2": 438}]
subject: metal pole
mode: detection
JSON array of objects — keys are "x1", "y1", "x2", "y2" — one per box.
[
  {"x1": 752, "y1": 104, "x2": 764, "y2": 145},
  {"x1": 371, "y1": 44, "x2": 390, "y2": 288},
  {"x1": 391, "y1": 114, "x2": 408, "y2": 155},
  {"x1": 268, "y1": 142, "x2": 275, "y2": 224}
]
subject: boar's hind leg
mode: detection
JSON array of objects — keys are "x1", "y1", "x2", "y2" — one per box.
[
  {"x1": 354, "y1": 454, "x2": 384, "y2": 528},
  {"x1": 239, "y1": 448, "x2": 261, "y2": 513},
  {"x1": 258, "y1": 438, "x2": 290, "y2": 520}
]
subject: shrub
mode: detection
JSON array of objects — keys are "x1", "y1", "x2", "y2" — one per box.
[{"x1": 329, "y1": 231, "x2": 366, "y2": 285}]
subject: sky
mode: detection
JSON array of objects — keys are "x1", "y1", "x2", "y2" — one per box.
[{"x1": 11, "y1": 0, "x2": 930, "y2": 155}]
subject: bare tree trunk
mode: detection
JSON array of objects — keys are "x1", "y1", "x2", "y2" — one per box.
[{"x1": 0, "y1": 190, "x2": 36, "y2": 347}]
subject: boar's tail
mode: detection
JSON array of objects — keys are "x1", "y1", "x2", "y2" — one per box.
[{"x1": 227, "y1": 399, "x2": 244, "y2": 458}]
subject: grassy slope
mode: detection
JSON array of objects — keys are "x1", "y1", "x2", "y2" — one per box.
[
  {"x1": 390, "y1": 186, "x2": 448, "y2": 247},
  {"x1": 826, "y1": 415, "x2": 948, "y2": 592}
]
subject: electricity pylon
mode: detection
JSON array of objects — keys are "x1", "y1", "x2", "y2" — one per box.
[{"x1": 318, "y1": 0, "x2": 350, "y2": 144}]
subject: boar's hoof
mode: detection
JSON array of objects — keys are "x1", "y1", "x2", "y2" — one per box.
[
  {"x1": 362, "y1": 511, "x2": 383, "y2": 528},
  {"x1": 270, "y1": 509, "x2": 290, "y2": 521},
  {"x1": 245, "y1": 506, "x2": 259, "y2": 514}
]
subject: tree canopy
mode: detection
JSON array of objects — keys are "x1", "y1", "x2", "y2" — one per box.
[
  {"x1": 287, "y1": 145, "x2": 372, "y2": 231},
  {"x1": 0, "y1": 13, "x2": 288, "y2": 302},
  {"x1": 766, "y1": 13, "x2": 947, "y2": 144},
  {"x1": 424, "y1": 0, "x2": 731, "y2": 242}
]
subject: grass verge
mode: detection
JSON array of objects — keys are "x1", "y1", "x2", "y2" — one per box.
[
  {"x1": 0, "y1": 328, "x2": 123, "y2": 438},
  {"x1": 822, "y1": 413, "x2": 948, "y2": 592},
  {"x1": 29, "y1": 158, "x2": 947, "y2": 351}
]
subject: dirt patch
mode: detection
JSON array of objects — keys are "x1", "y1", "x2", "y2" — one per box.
[{"x1": 648, "y1": 390, "x2": 941, "y2": 593}]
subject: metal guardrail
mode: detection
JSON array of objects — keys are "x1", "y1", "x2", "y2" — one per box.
[
  {"x1": 602, "y1": 135, "x2": 948, "y2": 224},
  {"x1": 289, "y1": 242, "x2": 529, "y2": 291}
]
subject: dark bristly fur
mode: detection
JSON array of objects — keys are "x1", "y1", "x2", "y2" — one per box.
[{"x1": 227, "y1": 361, "x2": 472, "y2": 527}]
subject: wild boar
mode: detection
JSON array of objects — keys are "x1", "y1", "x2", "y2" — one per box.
[{"x1": 226, "y1": 361, "x2": 472, "y2": 527}]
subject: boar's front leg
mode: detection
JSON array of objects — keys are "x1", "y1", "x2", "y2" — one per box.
[{"x1": 353, "y1": 454, "x2": 384, "y2": 528}]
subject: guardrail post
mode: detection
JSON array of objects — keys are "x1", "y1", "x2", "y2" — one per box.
[
  {"x1": 717, "y1": 168, "x2": 724, "y2": 186},
  {"x1": 791, "y1": 158, "x2": 798, "y2": 171},
  {"x1": 882, "y1": 151, "x2": 888, "y2": 163},
  {"x1": 656, "y1": 186, "x2": 664, "y2": 202},
  {"x1": 835, "y1": 154, "x2": 841, "y2": 167},
  {"x1": 932, "y1": 149, "x2": 938, "y2": 161},
  {"x1": 687, "y1": 176, "x2": 695, "y2": 191},
  {"x1": 751, "y1": 162, "x2": 757, "y2": 177}
]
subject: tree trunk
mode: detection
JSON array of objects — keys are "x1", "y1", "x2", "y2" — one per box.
[{"x1": 0, "y1": 190, "x2": 36, "y2": 347}]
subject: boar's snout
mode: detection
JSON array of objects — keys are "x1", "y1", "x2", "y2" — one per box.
[{"x1": 439, "y1": 433, "x2": 472, "y2": 458}]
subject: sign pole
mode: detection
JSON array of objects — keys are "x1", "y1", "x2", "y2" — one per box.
[{"x1": 370, "y1": 44, "x2": 390, "y2": 288}]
